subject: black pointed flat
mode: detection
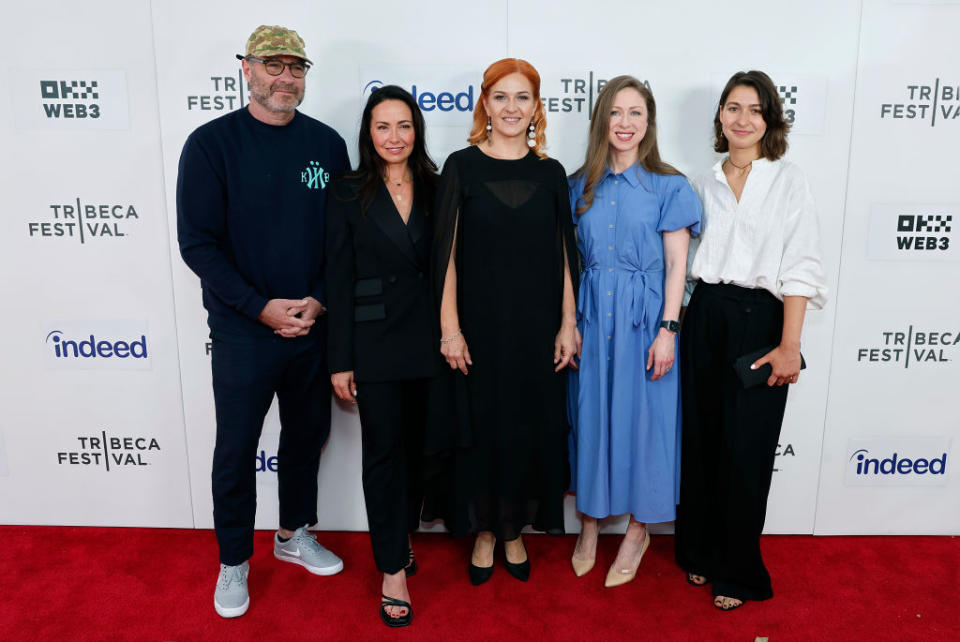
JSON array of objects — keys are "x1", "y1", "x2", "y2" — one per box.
[
  {"x1": 504, "y1": 557, "x2": 530, "y2": 582},
  {"x1": 468, "y1": 561, "x2": 494, "y2": 585}
]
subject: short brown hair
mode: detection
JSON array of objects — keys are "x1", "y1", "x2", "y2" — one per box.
[{"x1": 713, "y1": 70, "x2": 789, "y2": 160}]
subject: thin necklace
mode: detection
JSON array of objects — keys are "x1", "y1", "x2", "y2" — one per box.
[
  {"x1": 385, "y1": 172, "x2": 411, "y2": 201},
  {"x1": 727, "y1": 157, "x2": 753, "y2": 170}
]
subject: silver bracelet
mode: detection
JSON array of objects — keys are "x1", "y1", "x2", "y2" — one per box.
[{"x1": 440, "y1": 329, "x2": 462, "y2": 344}]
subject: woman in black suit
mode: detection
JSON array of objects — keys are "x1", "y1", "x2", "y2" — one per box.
[{"x1": 326, "y1": 85, "x2": 438, "y2": 628}]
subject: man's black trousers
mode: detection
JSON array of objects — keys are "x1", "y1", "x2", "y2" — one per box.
[{"x1": 210, "y1": 328, "x2": 331, "y2": 566}]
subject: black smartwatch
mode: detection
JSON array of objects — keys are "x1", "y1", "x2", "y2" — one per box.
[{"x1": 660, "y1": 320, "x2": 681, "y2": 333}]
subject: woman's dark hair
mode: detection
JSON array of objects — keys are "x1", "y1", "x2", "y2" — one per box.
[
  {"x1": 348, "y1": 84, "x2": 438, "y2": 213},
  {"x1": 713, "y1": 70, "x2": 789, "y2": 160}
]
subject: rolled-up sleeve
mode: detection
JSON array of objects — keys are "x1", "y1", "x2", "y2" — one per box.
[{"x1": 778, "y1": 173, "x2": 828, "y2": 309}]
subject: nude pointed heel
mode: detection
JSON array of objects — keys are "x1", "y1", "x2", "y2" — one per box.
[
  {"x1": 571, "y1": 556, "x2": 595, "y2": 577},
  {"x1": 604, "y1": 530, "x2": 651, "y2": 588}
]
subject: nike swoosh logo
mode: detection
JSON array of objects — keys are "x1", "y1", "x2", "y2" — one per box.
[{"x1": 282, "y1": 547, "x2": 301, "y2": 557}]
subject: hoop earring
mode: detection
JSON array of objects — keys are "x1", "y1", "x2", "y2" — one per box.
[{"x1": 527, "y1": 120, "x2": 536, "y2": 148}]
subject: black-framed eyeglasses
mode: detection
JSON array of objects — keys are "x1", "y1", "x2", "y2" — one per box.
[{"x1": 243, "y1": 56, "x2": 310, "y2": 78}]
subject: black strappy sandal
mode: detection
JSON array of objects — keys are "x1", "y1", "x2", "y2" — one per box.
[
  {"x1": 380, "y1": 594, "x2": 413, "y2": 627},
  {"x1": 687, "y1": 572, "x2": 709, "y2": 586},
  {"x1": 405, "y1": 548, "x2": 418, "y2": 577},
  {"x1": 713, "y1": 595, "x2": 744, "y2": 611}
]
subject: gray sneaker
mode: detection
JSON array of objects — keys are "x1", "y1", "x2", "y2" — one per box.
[
  {"x1": 214, "y1": 561, "x2": 249, "y2": 618},
  {"x1": 274, "y1": 526, "x2": 344, "y2": 575}
]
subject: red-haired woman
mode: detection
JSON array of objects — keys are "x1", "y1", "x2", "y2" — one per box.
[{"x1": 426, "y1": 58, "x2": 580, "y2": 584}]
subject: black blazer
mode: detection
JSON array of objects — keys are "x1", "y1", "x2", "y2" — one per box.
[{"x1": 326, "y1": 175, "x2": 438, "y2": 382}]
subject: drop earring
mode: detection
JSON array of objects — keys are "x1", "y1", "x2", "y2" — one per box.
[{"x1": 527, "y1": 120, "x2": 536, "y2": 147}]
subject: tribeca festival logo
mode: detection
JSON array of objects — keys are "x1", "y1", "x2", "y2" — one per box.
[
  {"x1": 43, "y1": 321, "x2": 151, "y2": 370},
  {"x1": 57, "y1": 430, "x2": 161, "y2": 470},
  {"x1": 880, "y1": 79, "x2": 960, "y2": 126},
  {"x1": 187, "y1": 71, "x2": 249, "y2": 111},
  {"x1": 542, "y1": 73, "x2": 652, "y2": 120},
  {"x1": 845, "y1": 438, "x2": 950, "y2": 486},
  {"x1": 40, "y1": 79, "x2": 100, "y2": 119},
  {"x1": 301, "y1": 161, "x2": 330, "y2": 190},
  {"x1": 27, "y1": 198, "x2": 140, "y2": 243},
  {"x1": 856, "y1": 326, "x2": 958, "y2": 367},
  {"x1": 772, "y1": 443, "x2": 796, "y2": 473}
]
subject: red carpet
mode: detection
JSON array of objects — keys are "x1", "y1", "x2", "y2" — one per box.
[{"x1": 1, "y1": 526, "x2": 957, "y2": 641}]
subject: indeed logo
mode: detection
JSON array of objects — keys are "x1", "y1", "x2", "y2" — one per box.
[
  {"x1": 849, "y1": 449, "x2": 947, "y2": 476},
  {"x1": 46, "y1": 330, "x2": 148, "y2": 359},
  {"x1": 363, "y1": 79, "x2": 475, "y2": 112},
  {"x1": 256, "y1": 449, "x2": 278, "y2": 473}
]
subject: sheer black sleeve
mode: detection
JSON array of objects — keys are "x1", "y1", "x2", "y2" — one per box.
[
  {"x1": 555, "y1": 160, "x2": 581, "y2": 304},
  {"x1": 431, "y1": 152, "x2": 463, "y2": 308}
]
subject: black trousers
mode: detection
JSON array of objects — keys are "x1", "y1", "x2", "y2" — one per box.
[
  {"x1": 675, "y1": 282, "x2": 789, "y2": 601},
  {"x1": 210, "y1": 328, "x2": 331, "y2": 566},
  {"x1": 356, "y1": 379, "x2": 428, "y2": 574}
]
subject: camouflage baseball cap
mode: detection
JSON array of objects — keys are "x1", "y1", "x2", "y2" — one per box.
[{"x1": 236, "y1": 25, "x2": 312, "y2": 65}]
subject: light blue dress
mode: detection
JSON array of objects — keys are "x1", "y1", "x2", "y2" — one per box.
[{"x1": 568, "y1": 164, "x2": 701, "y2": 522}]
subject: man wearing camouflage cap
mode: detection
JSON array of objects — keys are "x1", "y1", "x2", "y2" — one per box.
[{"x1": 177, "y1": 25, "x2": 350, "y2": 618}]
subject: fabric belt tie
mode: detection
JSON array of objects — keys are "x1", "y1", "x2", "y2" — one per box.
[{"x1": 578, "y1": 265, "x2": 664, "y2": 335}]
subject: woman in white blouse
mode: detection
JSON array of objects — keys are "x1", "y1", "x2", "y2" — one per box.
[{"x1": 675, "y1": 70, "x2": 827, "y2": 611}]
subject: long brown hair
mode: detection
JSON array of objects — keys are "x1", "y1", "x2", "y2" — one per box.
[
  {"x1": 467, "y1": 58, "x2": 547, "y2": 158},
  {"x1": 571, "y1": 75, "x2": 680, "y2": 215}
]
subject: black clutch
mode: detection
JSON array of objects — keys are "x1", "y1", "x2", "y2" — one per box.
[{"x1": 733, "y1": 345, "x2": 806, "y2": 389}]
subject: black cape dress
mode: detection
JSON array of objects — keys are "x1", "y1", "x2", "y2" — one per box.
[{"x1": 422, "y1": 145, "x2": 580, "y2": 539}]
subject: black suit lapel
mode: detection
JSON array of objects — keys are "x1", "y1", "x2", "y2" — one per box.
[
  {"x1": 369, "y1": 182, "x2": 419, "y2": 268},
  {"x1": 407, "y1": 188, "x2": 426, "y2": 247}
]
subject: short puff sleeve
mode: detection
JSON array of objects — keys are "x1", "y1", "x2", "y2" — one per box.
[{"x1": 657, "y1": 174, "x2": 702, "y2": 236}]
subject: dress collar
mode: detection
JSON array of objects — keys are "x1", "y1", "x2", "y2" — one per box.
[{"x1": 603, "y1": 161, "x2": 643, "y2": 187}]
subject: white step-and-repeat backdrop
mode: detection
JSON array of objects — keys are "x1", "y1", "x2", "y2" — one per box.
[{"x1": 0, "y1": 0, "x2": 956, "y2": 535}]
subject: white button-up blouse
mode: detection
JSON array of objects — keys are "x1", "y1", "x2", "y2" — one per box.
[{"x1": 688, "y1": 157, "x2": 828, "y2": 309}]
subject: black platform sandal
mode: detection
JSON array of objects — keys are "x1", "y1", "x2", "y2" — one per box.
[
  {"x1": 380, "y1": 594, "x2": 413, "y2": 627},
  {"x1": 405, "y1": 548, "x2": 417, "y2": 577}
]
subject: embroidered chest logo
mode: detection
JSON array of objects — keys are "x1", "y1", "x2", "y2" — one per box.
[{"x1": 301, "y1": 161, "x2": 330, "y2": 190}]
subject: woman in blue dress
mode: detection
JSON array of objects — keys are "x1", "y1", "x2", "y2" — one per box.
[{"x1": 568, "y1": 76, "x2": 701, "y2": 587}]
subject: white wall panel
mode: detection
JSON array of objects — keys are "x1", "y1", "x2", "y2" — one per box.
[
  {"x1": 0, "y1": 0, "x2": 193, "y2": 527},
  {"x1": 0, "y1": 0, "x2": 955, "y2": 536},
  {"x1": 815, "y1": 0, "x2": 960, "y2": 534}
]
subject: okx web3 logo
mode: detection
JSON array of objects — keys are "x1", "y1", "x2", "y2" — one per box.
[
  {"x1": 845, "y1": 438, "x2": 950, "y2": 486},
  {"x1": 13, "y1": 69, "x2": 128, "y2": 130},
  {"x1": 868, "y1": 204, "x2": 957, "y2": 262},
  {"x1": 43, "y1": 321, "x2": 152, "y2": 371}
]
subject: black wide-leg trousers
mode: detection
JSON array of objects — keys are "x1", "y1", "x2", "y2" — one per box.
[
  {"x1": 210, "y1": 328, "x2": 331, "y2": 566},
  {"x1": 675, "y1": 282, "x2": 789, "y2": 601},
  {"x1": 356, "y1": 378, "x2": 428, "y2": 574}
]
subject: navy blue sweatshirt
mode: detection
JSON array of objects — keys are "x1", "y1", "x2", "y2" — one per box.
[{"x1": 176, "y1": 107, "x2": 349, "y2": 338}]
